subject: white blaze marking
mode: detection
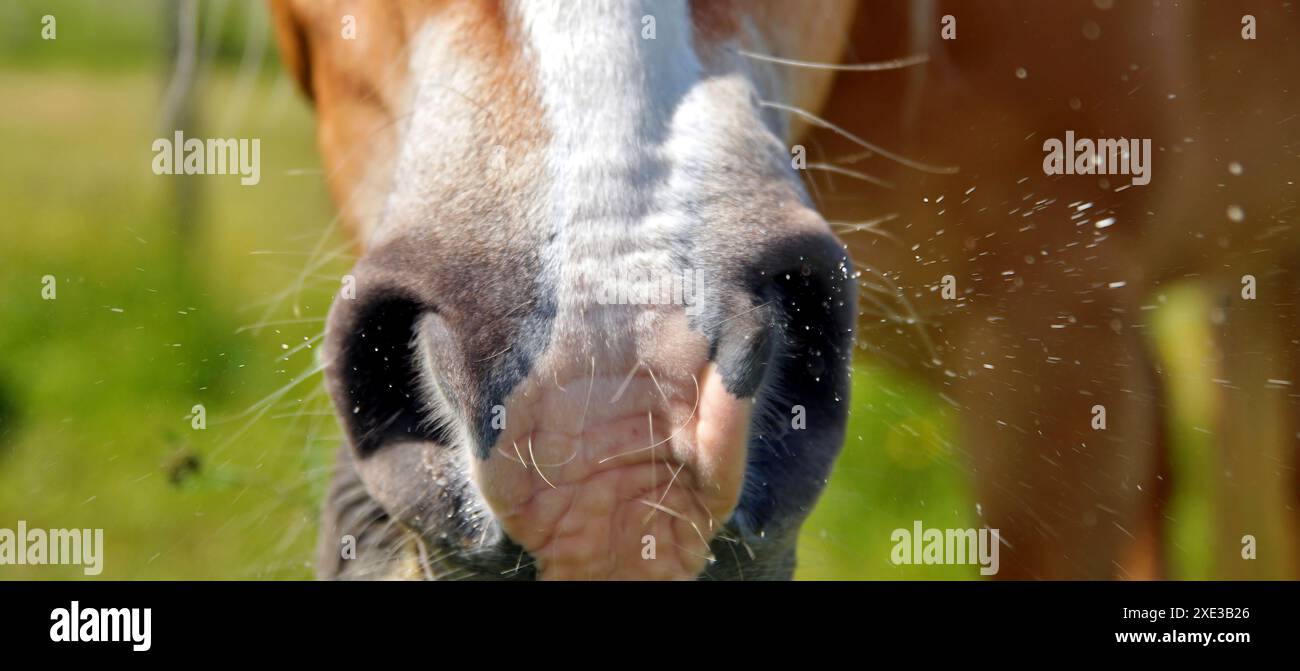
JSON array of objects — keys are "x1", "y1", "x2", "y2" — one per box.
[{"x1": 517, "y1": 0, "x2": 703, "y2": 343}]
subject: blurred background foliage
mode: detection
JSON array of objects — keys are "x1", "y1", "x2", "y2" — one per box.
[{"x1": 0, "y1": 0, "x2": 1223, "y2": 579}]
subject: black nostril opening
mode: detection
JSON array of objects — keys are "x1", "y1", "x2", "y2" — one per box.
[
  {"x1": 765, "y1": 259, "x2": 854, "y2": 380},
  {"x1": 326, "y1": 295, "x2": 450, "y2": 458},
  {"x1": 769, "y1": 258, "x2": 854, "y2": 338},
  {"x1": 755, "y1": 232, "x2": 857, "y2": 362},
  {"x1": 707, "y1": 232, "x2": 857, "y2": 399}
]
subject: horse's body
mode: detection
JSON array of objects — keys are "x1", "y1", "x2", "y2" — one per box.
[
  {"x1": 271, "y1": 0, "x2": 1300, "y2": 579},
  {"x1": 817, "y1": 1, "x2": 1300, "y2": 579}
]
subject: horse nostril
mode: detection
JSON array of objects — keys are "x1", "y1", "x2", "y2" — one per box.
[
  {"x1": 323, "y1": 286, "x2": 443, "y2": 458},
  {"x1": 685, "y1": 228, "x2": 858, "y2": 549},
  {"x1": 762, "y1": 233, "x2": 857, "y2": 368},
  {"x1": 704, "y1": 230, "x2": 857, "y2": 399}
]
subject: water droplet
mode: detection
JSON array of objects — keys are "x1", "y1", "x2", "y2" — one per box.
[{"x1": 1227, "y1": 205, "x2": 1245, "y2": 223}]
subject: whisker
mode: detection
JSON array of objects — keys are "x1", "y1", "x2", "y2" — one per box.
[
  {"x1": 244, "y1": 236, "x2": 353, "y2": 330},
  {"x1": 760, "y1": 100, "x2": 958, "y2": 175},
  {"x1": 713, "y1": 299, "x2": 775, "y2": 328},
  {"x1": 737, "y1": 48, "x2": 929, "y2": 72},
  {"x1": 830, "y1": 213, "x2": 903, "y2": 243},
  {"x1": 473, "y1": 345, "x2": 512, "y2": 363},
  {"x1": 854, "y1": 262, "x2": 940, "y2": 363},
  {"x1": 234, "y1": 317, "x2": 326, "y2": 334},
  {"x1": 276, "y1": 331, "x2": 325, "y2": 362},
  {"x1": 634, "y1": 499, "x2": 714, "y2": 558},
  {"x1": 527, "y1": 435, "x2": 558, "y2": 489},
  {"x1": 249, "y1": 250, "x2": 325, "y2": 256},
  {"x1": 805, "y1": 162, "x2": 895, "y2": 190},
  {"x1": 211, "y1": 360, "x2": 329, "y2": 425},
  {"x1": 642, "y1": 462, "x2": 685, "y2": 526},
  {"x1": 644, "y1": 365, "x2": 670, "y2": 403},
  {"x1": 502, "y1": 549, "x2": 537, "y2": 576},
  {"x1": 649, "y1": 411, "x2": 657, "y2": 503},
  {"x1": 515, "y1": 359, "x2": 593, "y2": 469},
  {"x1": 415, "y1": 537, "x2": 439, "y2": 581},
  {"x1": 579, "y1": 357, "x2": 595, "y2": 433}
]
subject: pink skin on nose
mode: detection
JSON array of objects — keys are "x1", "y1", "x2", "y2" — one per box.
[{"x1": 471, "y1": 345, "x2": 751, "y2": 580}]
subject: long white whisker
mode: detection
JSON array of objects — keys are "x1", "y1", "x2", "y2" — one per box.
[
  {"x1": 527, "y1": 435, "x2": 558, "y2": 489},
  {"x1": 806, "y1": 162, "x2": 895, "y2": 190},
  {"x1": 642, "y1": 462, "x2": 685, "y2": 526},
  {"x1": 830, "y1": 213, "x2": 903, "y2": 243},
  {"x1": 737, "y1": 48, "x2": 929, "y2": 72},
  {"x1": 234, "y1": 317, "x2": 326, "y2": 334},
  {"x1": 760, "y1": 100, "x2": 958, "y2": 175}
]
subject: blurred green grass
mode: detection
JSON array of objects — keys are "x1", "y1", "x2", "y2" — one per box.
[
  {"x1": 0, "y1": 64, "x2": 345, "y2": 578},
  {"x1": 0, "y1": 0, "x2": 1218, "y2": 580}
]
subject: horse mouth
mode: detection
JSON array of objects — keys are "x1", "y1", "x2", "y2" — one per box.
[{"x1": 469, "y1": 360, "x2": 751, "y2": 580}]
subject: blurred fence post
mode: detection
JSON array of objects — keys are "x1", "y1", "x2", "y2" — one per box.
[{"x1": 160, "y1": 0, "x2": 202, "y2": 249}]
